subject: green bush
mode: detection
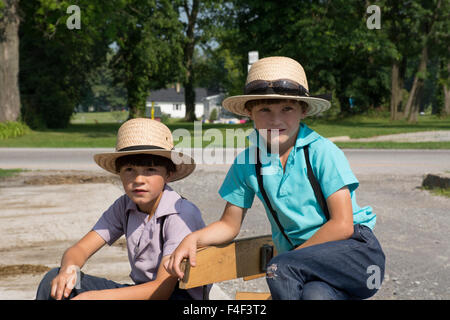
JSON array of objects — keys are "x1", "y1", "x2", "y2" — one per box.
[
  {"x1": 160, "y1": 112, "x2": 171, "y2": 123},
  {"x1": 21, "y1": 100, "x2": 47, "y2": 130},
  {"x1": 40, "y1": 90, "x2": 75, "y2": 129},
  {"x1": 209, "y1": 108, "x2": 218, "y2": 122},
  {"x1": 0, "y1": 121, "x2": 30, "y2": 139},
  {"x1": 21, "y1": 90, "x2": 74, "y2": 129}
]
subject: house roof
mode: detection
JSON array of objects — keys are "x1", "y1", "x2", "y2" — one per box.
[{"x1": 147, "y1": 87, "x2": 209, "y2": 103}]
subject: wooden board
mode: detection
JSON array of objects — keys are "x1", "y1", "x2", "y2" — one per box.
[
  {"x1": 179, "y1": 235, "x2": 275, "y2": 289},
  {"x1": 235, "y1": 292, "x2": 272, "y2": 300}
]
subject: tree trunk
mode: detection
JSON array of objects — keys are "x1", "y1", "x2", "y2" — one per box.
[
  {"x1": 444, "y1": 83, "x2": 450, "y2": 117},
  {"x1": 127, "y1": 79, "x2": 146, "y2": 119},
  {"x1": 403, "y1": 0, "x2": 442, "y2": 121},
  {"x1": 403, "y1": 46, "x2": 428, "y2": 121},
  {"x1": 407, "y1": 45, "x2": 428, "y2": 123},
  {"x1": 183, "y1": 40, "x2": 196, "y2": 121},
  {"x1": 182, "y1": 0, "x2": 199, "y2": 122},
  {"x1": 408, "y1": 84, "x2": 424, "y2": 123},
  {"x1": 0, "y1": 0, "x2": 21, "y2": 122},
  {"x1": 390, "y1": 61, "x2": 403, "y2": 120},
  {"x1": 338, "y1": 93, "x2": 351, "y2": 115},
  {"x1": 184, "y1": 77, "x2": 196, "y2": 121},
  {"x1": 444, "y1": 61, "x2": 450, "y2": 117}
]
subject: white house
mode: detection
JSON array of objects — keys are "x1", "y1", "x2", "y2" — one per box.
[{"x1": 146, "y1": 86, "x2": 210, "y2": 119}]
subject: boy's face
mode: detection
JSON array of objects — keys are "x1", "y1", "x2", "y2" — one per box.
[
  {"x1": 248, "y1": 100, "x2": 307, "y2": 152},
  {"x1": 119, "y1": 165, "x2": 171, "y2": 214}
]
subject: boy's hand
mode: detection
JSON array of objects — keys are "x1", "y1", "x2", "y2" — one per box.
[
  {"x1": 50, "y1": 265, "x2": 80, "y2": 300},
  {"x1": 164, "y1": 233, "x2": 198, "y2": 280}
]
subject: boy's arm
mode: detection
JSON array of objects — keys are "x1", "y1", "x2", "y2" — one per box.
[
  {"x1": 52, "y1": 230, "x2": 106, "y2": 299},
  {"x1": 295, "y1": 186, "x2": 354, "y2": 250},
  {"x1": 164, "y1": 202, "x2": 247, "y2": 279},
  {"x1": 72, "y1": 255, "x2": 178, "y2": 300}
]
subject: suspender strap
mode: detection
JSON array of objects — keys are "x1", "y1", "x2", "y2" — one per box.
[
  {"x1": 159, "y1": 215, "x2": 167, "y2": 251},
  {"x1": 256, "y1": 149, "x2": 295, "y2": 249},
  {"x1": 303, "y1": 145, "x2": 330, "y2": 220},
  {"x1": 255, "y1": 145, "x2": 331, "y2": 250}
]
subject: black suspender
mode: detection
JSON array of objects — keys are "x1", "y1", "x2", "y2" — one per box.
[
  {"x1": 303, "y1": 146, "x2": 330, "y2": 220},
  {"x1": 256, "y1": 150, "x2": 295, "y2": 249},
  {"x1": 255, "y1": 145, "x2": 330, "y2": 250}
]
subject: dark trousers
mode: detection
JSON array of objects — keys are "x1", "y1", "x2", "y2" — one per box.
[
  {"x1": 266, "y1": 224, "x2": 386, "y2": 300},
  {"x1": 35, "y1": 268, "x2": 193, "y2": 300}
]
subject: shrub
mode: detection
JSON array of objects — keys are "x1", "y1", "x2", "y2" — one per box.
[
  {"x1": 0, "y1": 121, "x2": 30, "y2": 139},
  {"x1": 160, "y1": 112, "x2": 171, "y2": 123},
  {"x1": 209, "y1": 108, "x2": 218, "y2": 122}
]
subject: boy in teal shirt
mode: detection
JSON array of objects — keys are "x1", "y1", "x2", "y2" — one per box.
[{"x1": 166, "y1": 56, "x2": 385, "y2": 300}]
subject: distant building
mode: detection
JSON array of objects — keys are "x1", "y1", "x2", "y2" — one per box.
[{"x1": 146, "y1": 85, "x2": 213, "y2": 119}]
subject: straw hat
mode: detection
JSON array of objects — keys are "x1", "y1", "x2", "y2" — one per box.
[
  {"x1": 222, "y1": 56, "x2": 331, "y2": 117},
  {"x1": 94, "y1": 118, "x2": 195, "y2": 182}
]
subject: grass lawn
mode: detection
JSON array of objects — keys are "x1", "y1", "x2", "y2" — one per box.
[
  {"x1": 304, "y1": 114, "x2": 450, "y2": 138},
  {"x1": 0, "y1": 112, "x2": 449, "y2": 149},
  {"x1": 0, "y1": 123, "x2": 121, "y2": 148},
  {"x1": 70, "y1": 111, "x2": 129, "y2": 124},
  {"x1": 0, "y1": 168, "x2": 25, "y2": 178}
]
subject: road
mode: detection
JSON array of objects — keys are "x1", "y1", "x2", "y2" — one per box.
[{"x1": 1, "y1": 148, "x2": 450, "y2": 175}]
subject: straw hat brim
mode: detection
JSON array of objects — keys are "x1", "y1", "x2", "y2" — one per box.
[
  {"x1": 94, "y1": 149, "x2": 195, "y2": 182},
  {"x1": 222, "y1": 94, "x2": 331, "y2": 117}
]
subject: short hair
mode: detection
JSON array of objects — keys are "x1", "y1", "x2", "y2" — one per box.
[
  {"x1": 244, "y1": 99, "x2": 309, "y2": 113},
  {"x1": 115, "y1": 154, "x2": 176, "y2": 174}
]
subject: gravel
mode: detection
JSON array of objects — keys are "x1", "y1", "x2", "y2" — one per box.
[{"x1": 0, "y1": 167, "x2": 448, "y2": 300}]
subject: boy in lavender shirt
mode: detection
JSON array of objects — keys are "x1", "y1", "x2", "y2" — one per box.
[{"x1": 36, "y1": 118, "x2": 207, "y2": 300}]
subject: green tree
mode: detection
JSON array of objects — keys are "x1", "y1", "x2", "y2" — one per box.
[
  {"x1": 19, "y1": 0, "x2": 115, "y2": 128},
  {"x1": 214, "y1": 1, "x2": 394, "y2": 115},
  {"x1": 110, "y1": 0, "x2": 183, "y2": 119},
  {"x1": 79, "y1": 50, "x2": 127, "y2": 112},
  {"x1": 401, "y1": 0, "x2": 447, "y2": 122},
  {"x1": 426, "y1": 0, "x2": 450, "y2": 117},
  {"x1": 195, "y1": 47, "x2": 244, "y2": 97},
  {"x1": 179, "y1": 0, "x2": 199, "y2": 121},
  {"x1": 381, "y1": 0, "x2": 417, "y2": 120},
  {"x1": 177, "y1": 0, "x2": 224, "y2": 121},
  {"x1": 440, "y1": 49, "x2": 450, "y2": 116}
]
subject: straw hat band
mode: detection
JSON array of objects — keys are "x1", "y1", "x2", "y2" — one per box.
[
  {"x1": 244, "y1": 79, "x2": 310, "y2": 96},
  {"x1": 118, "y1": 145, "x2": 173, "y2": 152}
]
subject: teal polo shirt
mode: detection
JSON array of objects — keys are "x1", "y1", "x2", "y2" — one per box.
[{"x1": 218, "y1": 123, "x2": 376, "y2": 253}]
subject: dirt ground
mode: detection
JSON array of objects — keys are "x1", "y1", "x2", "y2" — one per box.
[
  {"x1": 0, "y1": 171, "x2": 125, "y2": 299},
  {"x1": 0, "y1": 168, "x2": 449, "y2": 300}
]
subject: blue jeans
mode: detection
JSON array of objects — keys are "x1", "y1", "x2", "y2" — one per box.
[
  {"x1": 35, "y1": 268, "x2": 193, "y2": 300},
  {"x1": 266, "y1": 224, "x2": 385, "y2": 300}
]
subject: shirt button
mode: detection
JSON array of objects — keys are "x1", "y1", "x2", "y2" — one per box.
[{"x1": 134, "y1": 247, "x2": 139, "y2": 254}]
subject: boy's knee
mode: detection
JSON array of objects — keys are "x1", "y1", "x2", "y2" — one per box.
[
  {"x1": 265, "y1": 254, "x2": 283, "y2": 279},
  {"x1": 43, "y1": 267, "x2": 60, "y2": 281},
  {"x1": 36, "y1": 267, "x2": 59, "y2": 300},
  {"x1": 302, "y1": 281, "x2": 335, "y2": 300},
  {"x1": 265, "y1": 253, "x2": 297, "y2": 280},
  {"x1": 302, "y1": 281, "x2": 351, "y2": 300}
]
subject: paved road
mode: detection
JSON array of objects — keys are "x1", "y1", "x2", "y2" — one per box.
[{"x1": 1, "y1": 148, "x2": 450, "y2": 175}]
